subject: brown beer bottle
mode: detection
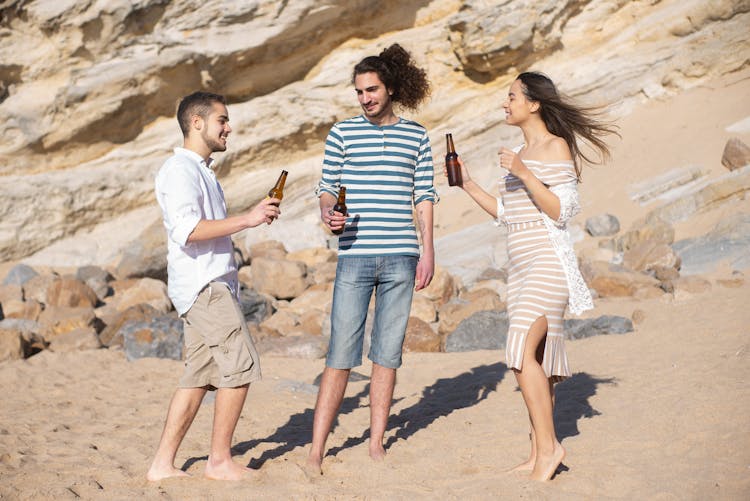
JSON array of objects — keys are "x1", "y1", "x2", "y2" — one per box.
[
  {"x1": 445, "y1": 133, "x2": 462, "y2": 187},
  {"x1": 331, "y1": 186, "x2": 347, "y2": 235},
  {"x1": 267, "y1": 170, "x2": 288, "y2": 205}
]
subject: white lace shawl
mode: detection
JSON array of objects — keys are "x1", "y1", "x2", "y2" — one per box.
[{"x1": 495, "y1": 181, "x2": 593, "y2": 315}]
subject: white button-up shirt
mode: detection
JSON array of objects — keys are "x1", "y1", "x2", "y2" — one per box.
[{"x1": 155, "y1": 147, "x2": 238, "y2": 315}]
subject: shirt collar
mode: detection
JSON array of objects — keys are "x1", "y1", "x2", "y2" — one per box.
[{"x1": 173, "y1": 147, "x2": 214, "y2": 169}]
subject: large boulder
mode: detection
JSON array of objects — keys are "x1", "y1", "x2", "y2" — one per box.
[
  {"x1": 673, "y1": 212, "x2": 750, "y2": 275},
  {"x1": 444, "y1": 310, "x2": 509, "y2": 352},
  {"x1": 580, "y1": 260, "x2": 662, "y2": 298},
  {"x1": 2, "y1": 264, "x2": 38, "y2": 286},
  {"x1": 48, "y1": 327, "x2": 102, "y2": 353},
  {"x1": 403, "y1": 317, "x2": 441, "y2": 353},
  {"x1": 38, "y1": 306, "x2": 101, "y2": 340},
  {"x1": 250, "y1": 257, "x2": 308, "y2": 300},
  {"x1": 98, "y1": 303, "x2": 161, "y2": 348},
  {"x1": 122, "y1": 316, "x2": 183, "y2": 361},
  {"x1": 416, "y1": 266, "x2": 458, "y2": 307},
  {"x1": 564, "y1": 316, "x2": 634, "y2": 340},
  {"x1": 585, "y1": 213, "x2": 621, "y2": 237},
  {"x1": 114, "y1": 277, "x2": 172, "y2": 313}
]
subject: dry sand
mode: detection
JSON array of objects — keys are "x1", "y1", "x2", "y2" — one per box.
[{"x1": 1, "y1": 72, "x2": 749, "y2": 500}]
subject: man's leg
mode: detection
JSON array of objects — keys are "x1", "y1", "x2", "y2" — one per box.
[
  {"x1": 204, "y1": 384, "x2": 252, "y2": 480},
  {"x1": 147, "y1": 387, "x2": 207, "y2": 481},
  {"x1": 368, "y1": 363, "x2": 396, "y2": 460},
  {"x1": 306, "y1": 367, "x2": 351, "y2": 473}
]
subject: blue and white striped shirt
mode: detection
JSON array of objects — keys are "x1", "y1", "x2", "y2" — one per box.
[{"x1": 317, "y1": 115, "x2": 439, "y2": 257}]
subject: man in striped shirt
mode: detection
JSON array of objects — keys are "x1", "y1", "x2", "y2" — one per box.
[{"x1": 306, "y1": 44, "x2": 439, "y2": 474}]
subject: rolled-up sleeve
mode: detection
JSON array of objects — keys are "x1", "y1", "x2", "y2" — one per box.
[
  {"x1": 315, "y1": 126, "x2": 344, "y2": 198},
  {"x1": 157, "y1": 163, "x2": 203, "y2": 246},
  {"x1": 414, "y1": 133, "x2": 439, "y2": 205}
]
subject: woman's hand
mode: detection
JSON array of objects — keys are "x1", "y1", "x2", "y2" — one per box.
[
  {"x1": 499, "y1": 147, "x2": 530, "y2": 182},
  {"x1": 443, "y1": 157, "x2": 472, "y2": 187}
]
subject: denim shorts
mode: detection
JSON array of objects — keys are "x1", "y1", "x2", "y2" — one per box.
[{"x1": 326, "y1": 255, "x2": 418, "y2": 369}]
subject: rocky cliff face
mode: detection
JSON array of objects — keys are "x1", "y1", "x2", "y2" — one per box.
[{"x1": 1, "y1": 0, "x2": 748, "y2": 265}]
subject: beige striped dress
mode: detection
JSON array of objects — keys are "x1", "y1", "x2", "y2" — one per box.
[{"x1": 500, "y1": 159, "x2": 578, "y2": 381}]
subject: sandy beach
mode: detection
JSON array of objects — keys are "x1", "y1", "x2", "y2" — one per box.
[
  {"x1": 1, "y1": 273, "x2": 748, "y2": 500},
  {"x1": 2, "y1": 16, "x2": 750, "y2": 501}
]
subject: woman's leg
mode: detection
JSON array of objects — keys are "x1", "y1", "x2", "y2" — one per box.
[
  {"x1": 513, "y1": 316, "x2": 565, "y2": 481},
  {"x1": 509, "y1": 332, "x2": 557, "y2": 473}
]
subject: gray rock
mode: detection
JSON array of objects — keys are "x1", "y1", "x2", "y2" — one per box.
[
  {"x1": 76, "y1": 265, "x2": 113, "y2": 301},
  {"x1": 2, "y1": 264, "x2": 39, "y2": 286},
  {"x1": 585, "y1": 214, "x2": 620, "y2": 237},
  {"x1": 445, "y1": 310, "x2": 509, "y2": 352},
  {"x1": 238, "y1": 287, "x2": 274, "y2": 325},
  {"x1": 255, "y1": 334, "x2": 327, "y2": 359},
  {"x1": 122, "y1": 315, "x2": 183, "y2": 362},
  {"x1": 564, "y1": 316, "x2": 634, "y2": 340},
  {"x1": 672, "y1": 212, "x2": 750, "y2": 275}
]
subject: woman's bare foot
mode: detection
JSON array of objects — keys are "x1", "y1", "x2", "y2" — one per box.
[
  {"x1": 303, "y1": 452, "x2": 323, "y2": 477},
  {"x1": 204, "y1": 458, "x2": 254, "y2": 481},
  {"x1": 369, "y1": 443, "x2": 386, "y2": 462},
  {"x1": 507, "y1": 458, "x2": 534, "y2": 473},
  {"x1": 146, "y1": 464, "x2": 190, "y2": 482},
  {"x1": 529, "y1": 442, "x2": 565, "y2": 482}
]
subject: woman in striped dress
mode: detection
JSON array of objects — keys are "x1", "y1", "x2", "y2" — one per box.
[{"x1": 451, "y1": 72, "x2": 616, "y2": 481}]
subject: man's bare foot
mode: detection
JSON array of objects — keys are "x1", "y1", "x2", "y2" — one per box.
[
  {"x1": 369, "y1": 443, "x2": 386, "y2": 462},
  {"x1": 146, "y1": 464, "x2": 190, "y2": 482},
  {"x1": 507, "y1": 458, "x2": 534, "y2": 473},
  {"x1": 204, "y1": 458, "x2": 254, "y2": 481},
  {"x1": 529, "y1": 442, "x2": 565, "y2": 482}
]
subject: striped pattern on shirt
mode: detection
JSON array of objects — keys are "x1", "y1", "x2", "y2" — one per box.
[{"x1": 317, "y1": 115, "x2": 438, "y2": 257}]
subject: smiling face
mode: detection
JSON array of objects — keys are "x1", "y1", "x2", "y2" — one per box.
[
  {"x1": 354, "y1": 71, "x2": 394, "y2": 123},
  {"x1": 502, "y1": 79, "x2": 538, "y2": 126},
  {"x1": 198, "y1": 101, "x2": 231, "y2": 153}
]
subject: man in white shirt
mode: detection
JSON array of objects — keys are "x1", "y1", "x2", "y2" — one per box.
[{"x1": 147, "y1": 91, "x2": 280, "y2": 482}]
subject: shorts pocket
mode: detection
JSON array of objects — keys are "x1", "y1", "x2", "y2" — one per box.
[
  {"x1": 207, "y1": 325, "x2": 254, "y2": 377},
  {"x1": 205, "y1": 284, "x2": 255, "y2": 377}
]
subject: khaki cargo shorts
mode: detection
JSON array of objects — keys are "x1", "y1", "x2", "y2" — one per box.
[{"x1": 179, "y1": 282, "x2": 262, "y2": 389}]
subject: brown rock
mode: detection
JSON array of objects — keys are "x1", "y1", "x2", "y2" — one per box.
[
  {"x1": 48, "y1": 327, "x2": 102, "y2": 352},
  {"x1": 437, "y1": 291, "x2": 505, "y2": 337},
  {"x1": 403, "y1": 317, "x2": 441, "y2": 353},
  {"x1": 46, "y1": 276, "x2": 99, "y2": 308},
  {"x1": 623, "y1": 242, "x2": 681, "y2": 272},
  {"x1": 38, "y1": 306, "x2": 99, "y2": 339},
  {"x1": 115, "y1": 278, "x2": 172, "y2": 313},
  {"x1": 0, "y1": 284, "x2": 23, "y2": 305},
  {"x1": 260, "y1": 309, "x2": 299, "y2": 336},
  {"x1": 580, "y1": 260, "x2": 661, "y2": 298},
  {"x1": 721, "y1": 138, "x2": 750, "y2": 171},
  {"x1": 1, "y1": 299, "x2": 43, "y2": 321},
  {"x1": 606, "y1": 218, "x2": 675, "y2": 253},
  {"x1": 22, "y1": 273, "x2": 60, "y2": 305},
  {"x1": 651, "y1": 265, "x2": 680, "y2": 281},
  {"x1": 410, "y1": 294, "x2": 437, "y2": 323},
  {"x1": 417, "y1": 266, "x2": 458, "y2": 306},
  {"x1": 459, "y1": 287, "x2": 505, "y2": 310},
  {"x1": 251, "y1": 257, "x2": 308, "y2": 300},
  {"x1": 0, "y1": 328, "x2": 26, "y2": 361},
  {"x1": 249, "y1": 240, "x2": 288, "y2": 261},
  {"x1": 237, "y1": 266, "x2": 253, "y2": 289},
  {"x1": 298, "y1": 309, "x2": 325, "y2": 336},
  {"x1": 286, "y1": 247, "x2": 337, "y2": 268},
  {"x1": 631, "y1": 309, "x2": 646, "y2": 325},
  {"x1": 309, "y1": 262, "x2": 337, "y2": 285},
  {"x1": 98, "y1": 303, "x2": 160, "y2": 347},
  {"x1": 286, "y1": 287, "x2": 331, "y2": 316}
]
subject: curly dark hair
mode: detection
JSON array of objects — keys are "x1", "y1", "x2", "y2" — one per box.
[
  {"x1": 352, "y1": 43, "x2": 431, "y2": 111},
  {"x1": 517, "y1": 71, "x2": 619, "y2": 181},
  {"x1": 176, "y1": 91, "x2": 226, "y2": 137}
]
